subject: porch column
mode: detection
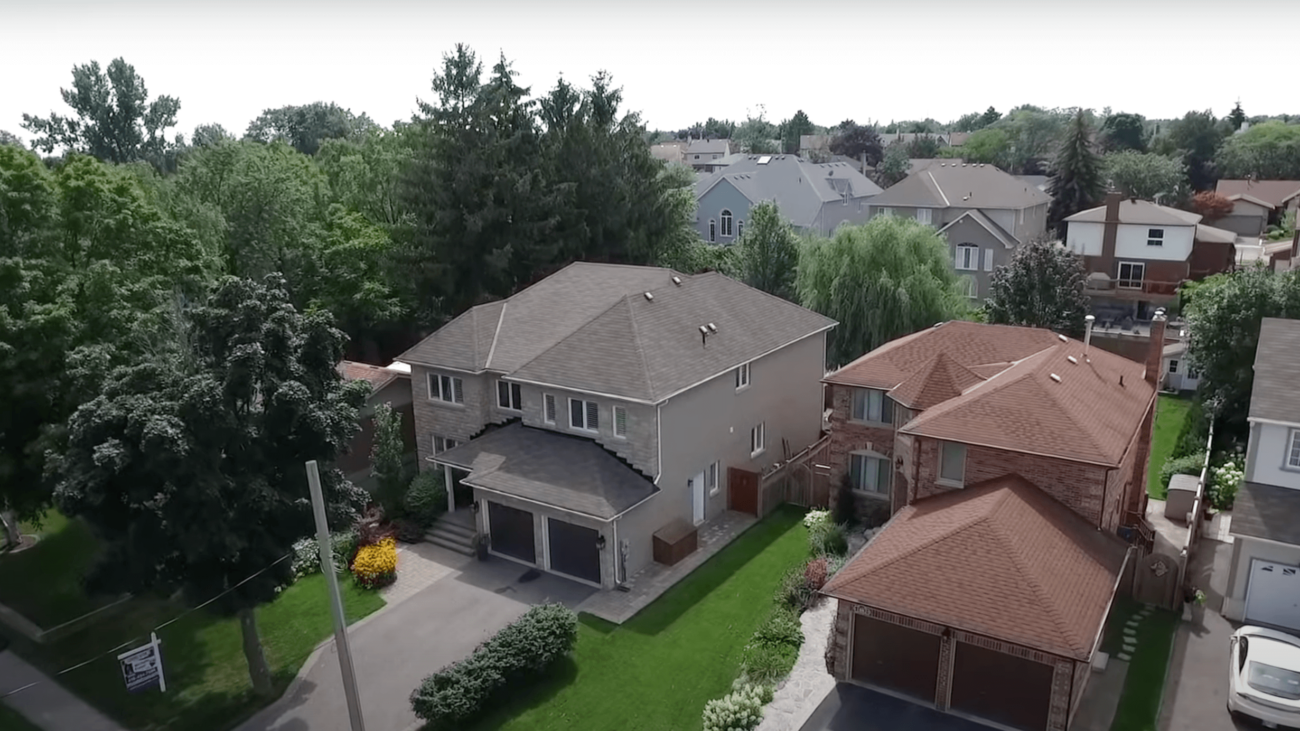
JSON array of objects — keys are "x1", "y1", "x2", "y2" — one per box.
[{"x1": 444, "y1": 464, "x2": 455, "y2": 513}]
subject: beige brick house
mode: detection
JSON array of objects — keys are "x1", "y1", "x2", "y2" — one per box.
[
  {"x1": 398, "y1": 263, "x2": 834, "y2": 589},
  {"x1": 820, "y1": 318, "x2": 1165, "y2": 731}
]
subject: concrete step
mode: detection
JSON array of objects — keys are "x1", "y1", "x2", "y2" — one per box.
[
  {"x1": 431, "y1": 519, "x2": 476, "y2": 541},
  {"x1": 424, "y1": 532, "x2": 475, "y2": 556}
]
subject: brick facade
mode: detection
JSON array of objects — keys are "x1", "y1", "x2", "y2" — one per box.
[{"x1": 826, "y1": 383, "x2": 903, "y2": 518}]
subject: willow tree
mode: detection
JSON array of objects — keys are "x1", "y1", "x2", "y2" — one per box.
[{"x1": 797, "y1": 216, "x2": 968, "y2": 366}]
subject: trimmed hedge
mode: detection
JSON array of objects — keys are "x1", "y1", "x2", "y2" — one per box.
[
  {"x1": 1159, "y1": 452, "x2": 1205, "y2": 495},
  {"x1": 410, "y1": 603, "x2": 578, "y2": 728}
]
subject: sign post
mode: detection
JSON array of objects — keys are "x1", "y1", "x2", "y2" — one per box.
[{"x1": 117, "y1": 632, "x2": 166, "y2": 693}]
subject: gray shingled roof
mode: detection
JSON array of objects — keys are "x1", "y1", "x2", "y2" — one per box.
[
  {"x1": 509, "y1": 271, "x2": 836, "y2": 402},
  {"x1": 870, "y1": 162, "x2": 1050, "y2": 210},
  {"x1": 687, "y1": 139, "x2": 731, "y2": 156},
  {"x1": 1231, "y1": 481, "x2": 1300, "y2": 544},
  {"x1": 1065, "y1": 199, "x2": 1201, "y2": 226},
  {"x1": 1249, "y1": 317, "x2": 1300, "y2": 424},
  {"x1": 432, "y1": 422, "x2": 656, "y2": 519},
  {"x1": 695, "y1": 155, "x2": 883, "y2": 229}
]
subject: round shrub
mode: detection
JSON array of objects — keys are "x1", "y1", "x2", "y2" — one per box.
[
  {"x1": 802, "y1": 509, "x2": 831, "y2": 531},
  {"x1": 1209, "y1": 459, "x2": 1243, "y2": 510},
  {"x1": 702, "y1": 683, "x2": 773, "y2": 731},
  {"x1": 291, "y1": 537, "x2": 321, "y2": 579},
  {"x1": 405, "y1": 470, "x2": 447, "y2": 529},
  {"x1": 808, "y1": 521, "x2": 848, "y2": 557},
  {"x1": 352, "y1": 536, "x2": 398, "y2": 589},
  {"x1": 804, "y1": 556, "x2": 828, "y2": 591},
  {"x1": 778, "y1": 565, "x2": 814, "y2": 611}
]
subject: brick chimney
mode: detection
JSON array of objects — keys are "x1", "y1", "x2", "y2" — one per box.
[
  {"x1": 1144, "y1": 309, "x2": 1167, "y2": 385},
  {"x1": 1098, "y1": 192, "x2": 1122, "y2": 278}
]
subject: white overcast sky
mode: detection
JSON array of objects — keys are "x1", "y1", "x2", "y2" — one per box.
[{"x1": 3, "y1": 0, "x2": 1297, "y2": 143}]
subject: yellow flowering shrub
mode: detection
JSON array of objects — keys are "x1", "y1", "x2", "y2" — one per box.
[{"x1": 352, "y1": 537, "x2": 398, "y2": 589}]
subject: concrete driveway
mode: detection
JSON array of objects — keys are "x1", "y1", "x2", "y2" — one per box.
[
  {"x1": 1159, "y1": 538, "x2": 1250, "y2": 731},
  {"x1": 239, "y1": 556, "x2": 594, "y2": 731},
  {"x1": 798, "y1": 684, "x2": 988, "y2": 731}
]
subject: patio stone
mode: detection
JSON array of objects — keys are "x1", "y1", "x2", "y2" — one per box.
[{"x1": 1117, "y1": 652, "x2": 1132, "y2": 661}]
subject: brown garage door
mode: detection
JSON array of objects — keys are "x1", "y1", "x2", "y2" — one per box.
[
  {"x1": 851, "y1": 614, "x2": 941, "y2": 702},
  {"x1": 949, "y1": 642, "x2": 1054, "y2": 731}
]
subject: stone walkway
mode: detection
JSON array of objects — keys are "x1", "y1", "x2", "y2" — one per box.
[
  {"x1": 0, "y1": 651, "x2": 125, "y2": 731},
  {"x1": 578, "y1": 511, "x2": 756, "y2": 623},
  {"x1": 758, "y1": 598, "x2": 838, "y2": 731},
  {"x1": 381, "y1": 542, "x2": 470, "y2": 606}
]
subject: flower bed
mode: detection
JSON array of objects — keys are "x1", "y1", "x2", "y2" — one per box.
[{"x1": 351, "y1": 536, "x2": 398, "y2": 589}]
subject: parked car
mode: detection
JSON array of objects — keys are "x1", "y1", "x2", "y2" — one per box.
[{"x1": 1229, "y1": 626, "x2": 1300, "y2": 728}]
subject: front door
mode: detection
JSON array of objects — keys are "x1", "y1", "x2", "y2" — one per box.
[{"x1": 691, "y1": 472, "x2": 705, "y2": 526}]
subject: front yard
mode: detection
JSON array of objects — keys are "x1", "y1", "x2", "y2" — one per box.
[
  {"x1": 0, "y1": 512, "x2": 386, "y2": 731},
  {"x1": 1148, "y1": 395, "x2": 1193, "y2": 499},
  {"x1": 1101, "y1": 598, "x2": 1180, "y2": 731},
  {"x1": 461, "y1": 506, "x2": 809, "y2": 731}
]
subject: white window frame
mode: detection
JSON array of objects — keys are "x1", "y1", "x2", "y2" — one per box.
[
  {"x1": 878, "y1": 207, "x2": 894, "y2": 217},
  {"x1": 720, "y1": 209, "x2": 733, "y2": 237},
  {"x1": 849, "y1": 450, "x2": 891, "y2": 498},
  {"x1": 428, "y1": 372, "x2": 464, "y2": 404},
  {"x1": 433, "y1": 435, "x2": 459, "y2": 455},
  {"x1": 850, "y1": 388, "x2": 893, "y2": 425},
  {"x1": 937, "y1": 440, "x2": 966, "y2": 487},
  {"x1": 1147, "y1": 228, "x2": 1164, "y2": 247},
  {"x1": 1287, "y1": 429, "x2": 1300, "y2": 471},
  {"x1": 964, "y1": 276, "x2": 978, "y2": 299},
  {"x1": 916, "y1": 208, "x2": 933, "y2": 225},
  {"x1": 709, "y1": 219, "x2": 716, "y2": 242},
  {"x1": 1118, "y1": 261, "x2": 1145, "y2": 289},
  {"x1": 1168, "y1": 359, "x2": 1179, "y2": 374},
  {"x1": 735, "y1": 361, "x2": 751, "y2": 390},
  {"x1": 496, "y1": 379, "x2": 522, "y2": 411},
  {"x1": 737, "y1": 220, "x2": 744, "y2": 238},
  {"x1": 543, "y1": 393, "x2": 557, "y2": 424},
  {"x1": 750, "y1": 422, "x2": 766, "y2": 457},
  {"x1": 569, "y1": 398, "x2": 599, "y2": 433},
  {"x1": 613, "y1": 405, "x2": 628, "y2": 439},
  {"x1": 956, "y1": 244, "x2": 979, "y2": 271},
  {"x1": 705, "y1": 461, "x2": 720, "y2": 496}
]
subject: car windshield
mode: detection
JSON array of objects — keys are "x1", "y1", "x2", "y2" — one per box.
[{"x1": 1248, "y1": 661, "x2": 1300, "y2": 701}]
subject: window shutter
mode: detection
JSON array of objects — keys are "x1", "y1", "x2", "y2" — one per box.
[
  {"x1": 983, "y1": 248, "x2": 993, "y2": 271},
  {"x1": 877, "y1": 458, "x2": 891, "y2": 493},
  {"x1": 511, "y1": 383, "x2": 521, "y2": 409},
  {"x1": 544, "y1": 394, "x2": 556, "y2": 423},
  {"x1": 452, "y1": 378, "x2": 464, "y2": 403},
  {"x1": 586, "y1": 401, "x2": 600, "y2": 431}
]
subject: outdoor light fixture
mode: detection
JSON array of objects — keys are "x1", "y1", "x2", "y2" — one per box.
[
  {"x1": 596, "y1": 535, "x2": 607, "y2": 550},
  {"x1": 471, "y1": 501, "x2": 480, "y2": 513}
]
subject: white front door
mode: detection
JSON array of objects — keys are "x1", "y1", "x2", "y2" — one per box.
[
  {"x1": 691, "y1": 472, "x2": 705, "y2": 526},
  {"x1": 1245, "y1": 559, "x2": 1300, "y2": 630}
]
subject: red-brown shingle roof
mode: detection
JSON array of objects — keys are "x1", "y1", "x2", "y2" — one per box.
[
  {"x1": 338, "y1": 360, "x2": 398, "y2": 388},
  {"x1": 889, "y1": 352, "x2": 986, "y2": 410},
  {"x1": 1215, "y1": 180, "x2": 1300, "y2": 208},
  {"x1": 822, "y1": 476, "x2": 1128, "y2": 660}
]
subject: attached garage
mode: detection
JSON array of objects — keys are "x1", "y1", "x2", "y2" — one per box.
[
  {"x1": 487, "y1": 501, "x2": 536, "y2": 564},
  {"x1": 546, "y1": 517, "x2": 602, "y2": 585},
  {"x1": 1245, "y1": 559, "x2": 1300, "y2": 631},
  {"x1": 850, "y1": 614, "x2": 941, "y2": 702},
  {"x1": 949, "y1": 642, "x2": 1054, "y2": 731}
]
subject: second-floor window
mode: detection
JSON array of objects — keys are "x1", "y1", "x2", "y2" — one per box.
[
  {"x1": 916, "y1": 208, "x2": 932, "y2": 225},
  {"x1": 1168, "y1": 359, "x2": 1179, "y2": 374},
  {"x1": 429, "y1": 373, "x2": 464, "y2": 404},
  {"x1": 1288, "y1": 429, "x2": 1300, "y2": 470},
  {"x1": 956, "y1": 244, "x2": 979, "y2": 271},
  {"x1": 851, "y1": 388, "x2": 893, "y2": 424},
  {"x1": 850, "y1": 452, "x2": 891, "y2": 496},
  {"x1": 750, "y1": 422, "x2": 766, "y2": 457},
  {"x1": 938, "y1": 441, "x2": 966, "y2": 485},
  {"x1": 497, "y1": 380, "x2": 522, "y2": 411},
  {"x1": 543, "y1": 393, "x2": 557, "y2": 424},
  {"x1": 1147, "y1": 228, "x2": 1164, "y2": 247},
  {"x1": 433, "y1": 435, "x2": 459, "y2": 455},
  {"x1": 721, "y1": 209, "x2": 734, "y2": 237},
  {"x1": 735, "y1": 362, "x2": 751, "y2": 390},
  {"x1": 1118, "y1": 261, "x2": 1145, "y2": 289},
  {"x1": 614, "y1": 405, "x2": 628, "y2": 438},
  {"x1": 570, "y1": 398, "x2": 599, "y2": 433}
]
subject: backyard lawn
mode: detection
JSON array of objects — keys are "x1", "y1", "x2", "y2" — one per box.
[
  {"x1": 1148, "y1": 395, "x2": 1193, "y2": 499},
  {"x1": 464, "y1": 506, "x2": 809, "y2": 731},
  {"x1": 0, "y1": 512, "x2": 386, "y2": 731},
  {"x1": 1101, "y1": 598, "x2": 1180, "y2": 731},
  {"x1": 0, "y1": 512, "x2": 114, "y2": 627}
]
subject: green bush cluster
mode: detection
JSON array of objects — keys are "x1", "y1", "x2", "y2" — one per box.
[
  {"x1": 404, "y1": 470, "x2": 447, "y2": 528},
  {"x1": 1159, "y1": 452, "x2": 1206, "y2": 495},
  {"x1": 410, "y1": 603, "x2": 577, "y2": 729},
  {"x1": 1170, "y1": 401, "x2": 1210, "y2": 461},
  {"x1": 808, "y1": 520, "x2": 848, "y2": 558},
  {"x1": 1209, "y1": 459, "x2": 1243, "y2": 510},
  {"x1": 290, "y1": 529, "x2": 359, "y2": 579},
  {"x1": 739, "y1": 606, "x2": 803, "y2": 685},
  {"x1": 701, "y1": 683, "x2": 774, "y2": 731}
]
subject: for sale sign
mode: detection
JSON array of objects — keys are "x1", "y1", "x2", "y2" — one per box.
[{"x1": 117, "y1": 632, "x2": 166, "y2": 693}]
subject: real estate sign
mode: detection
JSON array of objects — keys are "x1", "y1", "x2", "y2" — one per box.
[{"x1": 117, "y1": 632, "x2": 166, "y2": 693}]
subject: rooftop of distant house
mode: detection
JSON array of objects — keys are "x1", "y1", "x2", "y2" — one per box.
[
  {"x1": 1215, "y1": 179, "x2": 1300, "y2": 208},
  {"x1": 694, "y1": 154, "x2": 883, "y2": 228},
  {"x1": 869, "y1": 161, "x2": 1051, "y2": 210},
  {"x1": 1249, "y1": 317, "x2": 1300, "y2": 424}
]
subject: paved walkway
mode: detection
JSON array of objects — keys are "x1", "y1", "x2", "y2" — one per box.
[
  {"x1": 380, "y1": 542, "x2": 465, "y2": 606},
  {"x1": 0, "y1": 651, "x2": 125, "y2": 731},
  {"x1": 578, "y1": 510, "x2": 756, "y2": 623},
  {"x1": 237, "y1": 555, "x2": 594, "y2": 731},
  {"x1": 758, "y1": 598, "x2": 838, "y2": 731}
]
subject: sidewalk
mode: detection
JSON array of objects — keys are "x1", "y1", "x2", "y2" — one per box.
[{"x1": 0, "y1": 650, "x2": 125, "y2": 731}]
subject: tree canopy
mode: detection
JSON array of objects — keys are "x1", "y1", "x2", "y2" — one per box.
[
  {"x1": 737, "y1": 202, "x2": 798, "y2": 301},
  {"x1": 1047, "y1": 111, "x2": 1104, "y2": 235},
  {"x1": 1215, "y1": 121, "x2": 1300, "y2": 180},
  {"x1": 1163, "y1": 110, "x2": 1226, "y2": 190},
  {"x1": 797, "y1": 216, "x2": 967, "y2": 365},
  {"x1": 1103, "y1": 151, "x2": 1187, "y2": 202},
  {"x1": 829, "y1": 121, "x2": 884, "y2": 166},
  {"x1": 877, "y1": 144, "x2": 910, "y2": 186},
  {"x1": 1100, "y1": 112, "x2": 1148, "y2": 152},
  {"x1": 780, "y1": 110, "x2": 814, "y2": 154},
  {"x1": 245, "y1": 101, "x2": 377, "y2": 156},
  {"x1": 985, "y1": 240, "x2": 1090, "y2": 337}
]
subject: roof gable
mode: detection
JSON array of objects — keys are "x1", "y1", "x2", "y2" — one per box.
[
  {"x1": 871, "y1": 163, "x2": 1050, "y2": 210},
  {"x1": 937, "y1": 209, "x2": 1018, "y2": 248},
  {"x1": 695, "y1": 155, "x2": 882, "y2": 228},
  {"x1": 1216, "y1": 180, "x2": 1300, "y2": 207},
  {"x1": 889, "y1": 352, "x2": 986, "y2": 410}
]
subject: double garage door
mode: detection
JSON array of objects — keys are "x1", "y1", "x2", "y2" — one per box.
[
  {"x1": 850, "y1": 614, "x2": 1054, "y2": 731},
  {"x1": 486, "y1": 502, "x2": 601, "y2": 585},
  {"x1": 1245, "y1": 559, "x2": 1300, "y2": 631}
]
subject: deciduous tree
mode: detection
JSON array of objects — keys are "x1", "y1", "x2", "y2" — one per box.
[
  {"x1": 1103, "y1": 151, "x2": 1187, "y2": 202},
  {"x1": 985, "y1": 240, "x2": 1089, "y2": 337},
  {"x1": 829, "y1": 121, "x2": 883, "y2": 167},
  {"x1": 1215, "y1": 121, "x2": 1300, "y2": 180},
  {"x1": 950, "y1": 127, "x2": 1012, "y2": 169},
  {"x1": 737, "y1": 202, "x2": 798, "y2": 301},
  {"x1": 1100, "y1": 112, "x2": 1148, "y2": 153},
  {"x1": 1191, "y1": 191, "x2": 1235, "y2": 221},
  {"x1": 370, "y1": 402, "x2": 408, "y2": 519},
  {"x1": 877, "y1": 144, "x2": 910, "y2": 186},
  {"x1": 1048, "y1": 110, "x2": 1104, "y2": 235},
  {"x1": 245, "y1": 102, "x2": 376, "y2": 156},
  {"x1": 1167, "y1": 110, "x2": 1226, "y2": 190}
]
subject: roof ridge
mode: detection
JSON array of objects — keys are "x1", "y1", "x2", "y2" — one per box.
[
  {"x1": 484, "y1": 301, "x2": 507, "y2": 370},
  {"x1": 624, "y1": 292, "x2": 657, "y2": 398},
  {"x1": 505, "y1": 292, "x2": 645, "y2": 379},
  {"x1": 925, "y1": 169, "x2": 951, "y2": 207}
]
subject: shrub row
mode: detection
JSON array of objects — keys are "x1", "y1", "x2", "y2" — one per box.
[
  {"x1": 289, "y1": 529, "x2": 359, "y2": 580},
  {"x1": 739, "y1": 606, "x2": 803, "y2": 685},
  {"x1": 702, "y1": 683, "x2": 774, "y2": 731},
  {"x1": 410, "y1": 603, "x2": 578, "y2": 729}
]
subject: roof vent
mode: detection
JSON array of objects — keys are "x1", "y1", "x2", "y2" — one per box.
[
  {"x1": 707, "y1": 323, "x2": 718, "y2": 333},
  {"x1": 1057, "y1": 334, "x2": 1068, "y2": 342},
  {"x1": 644, "y1": 292, "x2": 654, "y2": 301},
  {"x1": 671, "y1": 275, "x2": 682, "y2": 286},
  {"x1": 698, "y1": 325, "x2": 709, "y2": 335},
  {"x1": 1050, "y1": 373, "x2": 1062, "y2": 383},
  {"x1": 962, "y1": 163, "x2": 968, "y2": 167},
  {"x1": 1067, "y1": 355, "x2": 1078, "y2": 364}
]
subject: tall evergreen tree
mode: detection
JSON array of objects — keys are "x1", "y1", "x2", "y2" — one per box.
[
  {"x1": 1228, "y1": 102, "x2": 1247, "y2": 132},
  {"x1": 985, "y1": 239, "x2": 1090, "y2": 337},
  {"x1": 1047, "y1": 110, "x2": 1104, "y2": 236},
  {"x1": 1168, "y1": 110, "x2": 1225, "y2": 191},
  {"x1": 780, "y1": 110, "x2": 814, "y2": 154}
]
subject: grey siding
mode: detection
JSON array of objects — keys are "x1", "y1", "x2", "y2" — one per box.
[
  {"x1": 1016, "y1": 203, "x2": 1050, "y2": 241},
  {"x1": 412, "y1": 366, "x2": 491, "y2": 470},
  {"x1": 816, "y1": 197, "x2": 876, "y2": 236},
  {"x1": 696, "y1": 179, "x2": 752, "y2": 244},
  {"x1": 940, "y1": 217, "x2": 1011, "y2": 301}
]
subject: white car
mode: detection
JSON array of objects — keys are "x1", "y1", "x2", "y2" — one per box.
[{"x1": 1229, "y1": 626, "x2": 1300, "y2": 728}]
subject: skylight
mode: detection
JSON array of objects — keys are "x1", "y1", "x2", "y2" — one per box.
[{"x1": 757, "y1": 156, "x2": 772, "y2": 165}]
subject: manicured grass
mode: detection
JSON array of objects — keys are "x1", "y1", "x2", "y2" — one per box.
[
  {"x1": 463, "y1": 506, "x2": 809, "y2": 731},
  {"x1": 0, "y1": 701, "x2": 44, "y2": 731},
  {"x1": 1148, "y1": 395, "x2": 1193, "y2": 499},
  {"x1": 0, "y1": 512, "x2": 386, "y2": 731},
  {"x1": 0, "y1": 512, "x2": 114, "y2": 627},
  {"x1": 1101, "y1": 598, "x2": 1180, "y2": 731}
]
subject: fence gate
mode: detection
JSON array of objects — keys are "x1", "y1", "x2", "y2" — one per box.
[
  {"x1": 728, "y1": 467, "x2": 760, "y2": 516},
  {"x1": 1132, "y1": 551, "x2": 1181, "y2": 610}
]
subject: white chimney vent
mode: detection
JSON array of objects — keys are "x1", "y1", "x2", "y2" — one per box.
[
  {"x1": 644, "y1": 292, "x2": 654, "y2": 301},
  {"x1": 671, "y1": 276, "x2": 682, "y2": 286},
  {"x1": 707, "y1": 323, "x2": 718, "y2": 333},
  {"x1": 1057, "y1": 334, "x2": 1068, "y2": 342},
  {"x1": 1084, "y1": 314, "x2": 1096, "y2": 355},
  {"x1": 1050, "y1": 373, "x2": 1062, "y2": 383},
  {"x1": 1067, "y1": 356, "x2": 1078, "y2": 365}
]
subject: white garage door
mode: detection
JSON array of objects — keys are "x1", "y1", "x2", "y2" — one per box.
[{"x1": 1245, "y1": 559, "x2": 1300, "y2": 630}]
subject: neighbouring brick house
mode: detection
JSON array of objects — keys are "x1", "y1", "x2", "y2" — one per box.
[
  {"x1": 820, "y1": 318, "x2": 1165, "y2": 731},
  {"x1": 337, "y1": 360, "x2": 417, "y2": 488}
]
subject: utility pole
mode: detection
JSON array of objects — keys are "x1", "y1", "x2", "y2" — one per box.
[{"x1": 306, "y1": 460, "x2": 367, "y2": 731}]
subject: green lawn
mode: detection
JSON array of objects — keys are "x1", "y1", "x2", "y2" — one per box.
[
  {"x1": 0, "y1": 512, "x2": 114, "y2": 627},
  {"x1": 0, "y1": 513, "x2": 386, "y2": 731},
  {"x1": 1148, "y1": 395, "x2": 1193, "y2": 499},
  {"x1": 463, "y1": 506, "x2": 809, "y2": 731},
  {"x1": 1101, "y1": 598, "x2": 1180, "y2": 731},
  {"x1": 0, "y1": 701, "x2": 44, "y2": 731}
]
